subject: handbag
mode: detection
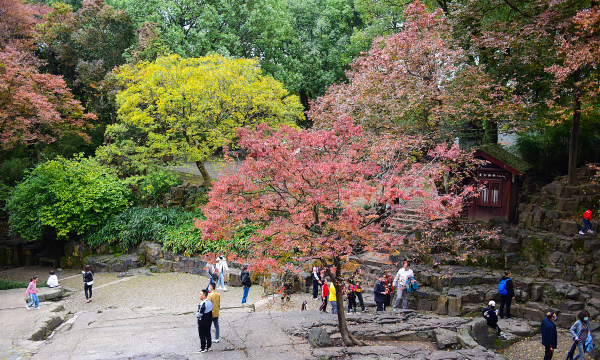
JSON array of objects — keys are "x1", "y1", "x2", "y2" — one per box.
[{"x1": 586, "y1": 333, "x2": 594, "y2": 352}]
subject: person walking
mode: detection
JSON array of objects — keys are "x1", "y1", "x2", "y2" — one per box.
[
  {"x1": 354, "y1": 268, "x2": 366, "y2": 312},
  {"x1": 384, "y1": 272, "x2": 393, "y2": 309},
  {"x1": 498, "y1": 269, "x2": 514, "y2": 319},
  {"x1": 215, "y1": 256, "x2": 229, "y2": 291},
  {"x1": 82, "y1": 265, "x2": 94, "y2": 303},
  {"x1": 312, "y1": 266, "x2": 321, "y2": 300},
  {"x1": 482, "y1": 300, "x2": 506, "y2": 339},
  {"x1": 47, "y1": 271, "x2": 59, "y2": 288},
  {"x1": 328, "y1": 281, "x2": 337, "y2": 314},
  {"x1": 393, "y1": 260, "x2": 414, "y2": 310},
  {"x1": 570, "y1": 310, "x2": 591, "y2": 360},
  {"x1": 319, "y1": 279, "x2": 329, "y2": 312},
  {"x1": 25, "y1": 276, "x2": 39, "y2": 310},
  {"x1": 208, "y1": 283, "x2": 221, "y2": 343},
  {"x1": 196, "y1": 289, "x2": 213, "y2": 353},
  {"x1": 374, "y1": 274, "x2": 388, "y2": 312},
  {"x1": 542, "y1": 312, "x2": 558, "y2": 360},
  {"x1": 241, "y1": 266, "x2": 251, "y2": 305},
  {"x1": 580, "y1": 206, "x2": 595, "y2": 235}
]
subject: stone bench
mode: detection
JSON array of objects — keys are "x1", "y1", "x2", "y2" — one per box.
[
  {"x1": 38, "y1": 256, "x2": 59, "y2": 268},
  {"x1": 24, "y1": 286, "x2": 66, "y2": 303}
]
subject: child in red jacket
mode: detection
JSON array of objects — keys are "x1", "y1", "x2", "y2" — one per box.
[
  {"x1": 580, "y1": 206, "x2": 595, "y2": 235},
  {"x1": 319, "y1": 280, "x2": 329, "y2": 312}
]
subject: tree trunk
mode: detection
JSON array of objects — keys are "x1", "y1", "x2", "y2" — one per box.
[
  {"x1": 483, "y1": 120, "x2": 498, "y2": 144},
  {"x1": 568, "y1": 71, "x2": 581, "y2": 186},
  {"x1": 196, "y1": 160, "x2": 212, "y2": 187},
  {"x1": 334, "y1": 283, "x2": 363, "y2": 346}
]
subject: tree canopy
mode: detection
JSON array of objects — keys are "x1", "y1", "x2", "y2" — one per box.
[{"x1": 111, "y1": 54, "x2": 305, "y2": 186}]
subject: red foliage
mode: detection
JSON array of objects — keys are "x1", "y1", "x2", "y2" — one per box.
[
  {"x1": 308, "y1": 1, "x2": 527, "y2": 134},
  {"x1": 0, "y1": 47, "x2": 96, "y2": 155},
  {"x1": 0, "y1": 0, "x2": 48, "y2": 49},
  {"x1": 198, "y1": 117, "x2": 479, "y2": 272}
]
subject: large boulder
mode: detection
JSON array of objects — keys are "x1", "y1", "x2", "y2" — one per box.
[
  {"x1": 434, "y1": 328, "x2": 460, "y2": 350},
  {"x1": 308, "y1": 327, "x2": 332, "y2": 348}
]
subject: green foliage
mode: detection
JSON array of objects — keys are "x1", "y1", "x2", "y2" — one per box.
[
  {"x1": 0, "y1": 279, "x2": 47, "y2": 290},
  {"x1": 126, "y1": 169, "x2": 182, "y2": 206},
  {"x1": 515, "y1": 119, "x2": 600, "y2": 180},
  {"x1": 5, "y1": 155, "x2": 131, "y2": 241},
  {"x1": 0, "y1": 157, "x2": 32, "y2": 187},
  {"x1": 84, "y1": 206, "x2": 254, "y2": 256},
  {"x1": 83, "y1": 206, "x2": 191, "y2": 250}
]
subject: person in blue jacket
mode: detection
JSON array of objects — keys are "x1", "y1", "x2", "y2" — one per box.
[
  {"x1": 541, "y1": 311, "x2": 558, "y2": 360},
  {"x1": 373, "y1": 273, "x2": 388, "y2": 312},
  {"x1": 570, "y1": 310, "x2": 591, "y2": 360}
]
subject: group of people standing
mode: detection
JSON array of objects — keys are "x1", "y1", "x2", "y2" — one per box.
[{"x1": 196, "y1": 257, "x2": 252, "y2": 353}]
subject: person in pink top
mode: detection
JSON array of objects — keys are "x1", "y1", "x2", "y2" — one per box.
[{"x1": 25, "y1": 276, "x2": 39, "y2": 310}]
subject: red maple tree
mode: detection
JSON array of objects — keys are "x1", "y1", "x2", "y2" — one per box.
[
  {"x1": 308, "y1": 1, "x2": 527, "y2": 135},
  {"x1": 0, "y1": 47, "x2": 96, "y2": 158},
  {"x1": 198, "y1": 118, "x2": 479, "y2": 346}
]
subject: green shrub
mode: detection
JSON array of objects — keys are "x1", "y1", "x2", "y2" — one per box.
[
  {"x1": 0, "y1": 157, "x2": 33, "y2": 187},
  {"x1": 5, "y1": 155, "x2": 131, "y2": 241},
  {"x1": 515, "y1": 120, "x2": 600, "y2": 181},
  {"x1": 83, "y1": 206, "x2": 200, "y2": 251},
  {"x1": 124, "y1": 169, "x2": 182, "y2": 206},
  {"x1": 84, "y1": 206, "x2": 255, "y2": 256},
  {"x1": 0, "y1": 279, "x2": 47, "y2": 290}
]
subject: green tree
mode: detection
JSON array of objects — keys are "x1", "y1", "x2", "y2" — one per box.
[
  {"x1": 5, "y1": 155, "x2": 131, "y2": 241},
  {"x1": 111, "y1": 54, "x2": 304, "y2": 187}
]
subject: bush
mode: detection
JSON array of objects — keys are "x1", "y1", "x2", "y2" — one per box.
[
  {"x1": 0, "y1": 279, "x2": 47, "y2": 290},
  {"x1": 515, "y1": 120, "x2": 600, "y2": 181},
  {"x1": 5, "y1": 155, "x2": 131, "y2": 241},
  {"x1": 125, "y1": 169, "x2": 182, "y2": 206},
  {"x1": 84, "y1": 206, "x2": 254, "y2": 256}
]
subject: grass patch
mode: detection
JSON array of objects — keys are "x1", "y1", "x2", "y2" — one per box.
[{"x1": 0, "y1": 279, "x2": 48, "y2": 290}]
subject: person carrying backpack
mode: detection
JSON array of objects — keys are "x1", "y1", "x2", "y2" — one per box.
[
  {"x1": 206, "y1": 263, "x2": 219, "y2": 291},
  {"x1": 498, "y1": 269, "x2": 514, "y2": 319},
  {"x1": 82, "y1": 265, "x2": 94, "y2": 303}
]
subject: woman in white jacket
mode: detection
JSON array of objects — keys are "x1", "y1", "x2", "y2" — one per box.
[{"x1": 215, "y1": 256, "x2": 229, "y2": 291}]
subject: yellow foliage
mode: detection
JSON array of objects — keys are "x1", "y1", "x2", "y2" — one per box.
[{"x1": 113, "y1": 54, "x2": 304, "y2": 171}]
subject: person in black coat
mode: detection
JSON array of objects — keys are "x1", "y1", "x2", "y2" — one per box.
[
  {"x1": 373, "y1": 274, "x2": 388, "y2": 312},
  {"x1": 499, "y1": 269, "x2": 515, "y2": 319},
  {"x1": 196, "y1": 289, "x2": 213, "y2": 353},
  {"x1": 541, "y1": 312, "x2": 558, "y2": 360},
  {"x1": 241, "y1": 266, "x2": 251, "y2": 305},
  {"x1": 483, "y1": 300, "x2": 505, "y2": 338}
]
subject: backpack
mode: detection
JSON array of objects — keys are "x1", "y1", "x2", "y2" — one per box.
[
  {"x1": 498, "y1": 279, "x2": 508, "y2": 295},
  {"x1": 405, "y1": 277, "x2": 418, "y2": 292}
]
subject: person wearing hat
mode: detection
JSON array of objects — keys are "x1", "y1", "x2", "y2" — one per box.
[{"x1": 483, "y1": 300, "x2": 506, "y2": 339}]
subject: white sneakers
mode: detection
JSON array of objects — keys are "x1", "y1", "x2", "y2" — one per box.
[
  {"x1": 213, "y1": 339, "x2": 219, "y2": 343},
  {"x1": 580, "y1": 231, "x2": 585, "y2": 235},
  {"x1": 26, "y1": 304, "x2": 30, "y2": 310}
]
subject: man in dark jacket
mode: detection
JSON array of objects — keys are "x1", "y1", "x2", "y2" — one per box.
[
  {"x1": 196, "y1": 289, "x2": 213, "y2": 353},
  {"x1": 483, "y1": 300, "x2": 505, "y2": 339},
  {"x1": 541, "y1": 312, "x2": 558, "y2": 360},
  {"x1": 499, "y1": 269, "x2": 515, "y2": 319},
  {"x1": 373, "y1": 274, "x2": 388, "y2": 312},
  {"x1": 241, "y1": 266, "x2": 251, "y2": 306}
]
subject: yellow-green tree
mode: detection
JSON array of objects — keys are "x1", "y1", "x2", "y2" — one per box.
[{"x1": 112, "y1": 54, "x2": 305, "y2": 186}]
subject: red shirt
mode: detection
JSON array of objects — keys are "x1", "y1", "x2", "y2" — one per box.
[
  {"x1": 584, "y1": 210, "x2": 593, "y2": 220},
  {"x1": 321, "y1": 283, "x2": 329, "y2": 297}
]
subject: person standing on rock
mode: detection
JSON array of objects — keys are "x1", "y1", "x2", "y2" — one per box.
[
  {"x1": 208, "y1": 283, "x2": 221, "y2": 343},
  {"x1": 196, "y1": 289, "x2": 213, "y2": 353},
  {"x1": 25, "y1": 276, "x2": 39, "y2": 310},
  {"x1": 354, "y1": 268, "x2": 366, "y2": 312},
  {"x1": 347, "y1": 281, "x2": 358, "y2": 314},
  {"x1": 542, "y1": 311, "x2": 558, "y2": 360},
  {"x1": 393, "y1": 261, "x2": 414, "y2": 310},
  {"x1": 374, "y1": 274, "x2": 388, "y2": 312},
  {"x1": 569, "y1": 310, "x2": 591, "y2": 360},
  {"x1": 384, "y1": 272, "x2": 393, "y2": 309},
  {"x1": 319, "y1": 278, "x2": 329, "y2": 312},
  {"x1": 241, "y1": 266, "x2": 251, "y2": 306},
  {"x1": 215, "y1": 256, "x2": 229, "y2": 291},
  {"x1": 482, "y1": 300, "x2": 506, "y2": 339},
  {"x1": 498, "y1": 269, "x2": 514, "y2": 319},
  {"x1": 82, "y1": 265, "x2": 94, "y2": 303},
  {"x1": 280, "y1": 268, "x2": 294, "y2": 304}
]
